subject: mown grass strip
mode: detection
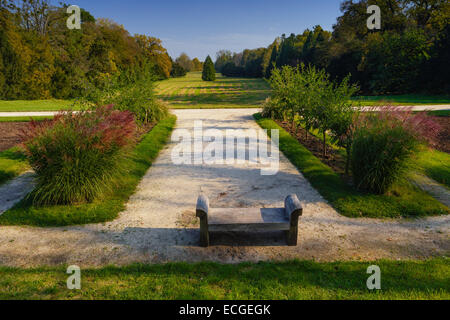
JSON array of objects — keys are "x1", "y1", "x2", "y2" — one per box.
[
  {"x1": 0, "y1": 147, "x2": 29, "y2": 186},
  {"x1": 254, "y1": 114, "x2": 449, "y2": 218},
  {"x1": 0, "y1": 116, "x2": 54, "y2": 122},
  {"x1": 0, "y1": 99, "x2": 74, "y2": 112},
  {"x1": 0, "y1": 115, "x2": 177, "y2": 227},
  {"x1": 0, "y1": 258, "x2": 448, "y2": 300}
]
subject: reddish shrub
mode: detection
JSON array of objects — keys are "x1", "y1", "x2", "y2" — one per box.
[{"x1": 21, "y1": 106, "x2": 136, "y2": 205}]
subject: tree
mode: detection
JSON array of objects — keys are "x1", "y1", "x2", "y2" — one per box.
[
  {"x1": 176, "y1": 52, "x2": 193, "y2": 72},
  {"x1": 192, "y1": 58, "x2": 203, "y2": 71},
  {"x1": 215, "y1": 50, "x2": 233, "y2": 72},
  {"x1": 202, "y1": 55, "x2": 216, "y2": 81},
  {"x1": 171, "y1": 62, "x2": 187, "y2": 77}
]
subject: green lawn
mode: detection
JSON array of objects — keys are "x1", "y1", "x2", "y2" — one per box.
[
  {"x1": 255, "y1": 114, "x2": 449, "y2": 218},
  {"x1": 0, "y1": 147, "x2": 29, "y2": 186},
  {"x1": 0, "y1": 115, "x2": 176, "y2": 227},
  {"x1": 353, "y1": 94, "x2": 450, "y2": 106},
  {"x1": 0, "y1": 77, "x2": 449, "y2": 112},
  {"x1": 0, "y1": 99, "x2": 74, "y2": 112},
  {"x1": 1, "y1": 258, "x2": 448, "y2": 300},
  {"x1": 156, "y1": 72, "x2": 271, "y2": 109},
  {"x1": 0, "y1": 116, "x2": 54, "y2": 122}
]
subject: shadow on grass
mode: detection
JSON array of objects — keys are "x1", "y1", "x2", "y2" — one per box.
[{"x1": 1, "y1": 258, "x2": 447, "y2": 299}]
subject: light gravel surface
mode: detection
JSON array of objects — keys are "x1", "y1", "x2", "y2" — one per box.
[{"x1": 0, "y1": 109, "x2": 448, "y2": 267}]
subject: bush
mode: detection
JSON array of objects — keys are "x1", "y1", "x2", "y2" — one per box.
[
  {"x1": 171, "y1": 62, "x2": 187, "y2": 78},
  {"x1": 78, "y1": 78, "x2": 168, "y2": 124},
  {"x1": 261, "y1": 98, "x2": 285, "y2": 120},
  {"x1": 351, "y1": 107, "x2": 439, "y2": 194},
  {"x1": 21, "y1": 106, "x2": 136, "y2": 205},
  {"x1": 111, "y1": 79, "x2": 168, "y2": 124}
]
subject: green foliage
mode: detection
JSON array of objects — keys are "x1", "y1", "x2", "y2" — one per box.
[
  {"x1": 170, "y1": 62, "x2": 187, "y2": 78},
  {"x1": 351, "y1": 108, "x2": 440, "y2": 194},
  {"x1": 202, "y1": 55, "x2": 216, "y2": 81},
  {"x1": 108, "y1": 79, "x2": 168, "y2": 124},
  {"x1": 21, "y1": 107, "x2": 136, "y2": 205},
  {"x1": 268, "y1": 65, "x2": 358, "y2": 170},
  {"x1": 255, "y1": 114, "x2": 449, "y2": 218},
  {"x1": 352, "y1": 117, "x2": 419, "y2": 194},
  {"x1": 0, "y1": 115, "x2": 176, "y2": 227},
  {"x1": 0, "y1": 2, "x2": 172, "y2": 99},
  {"x1": 218, "y1": 1, "x2": 450, "y2": 94}
]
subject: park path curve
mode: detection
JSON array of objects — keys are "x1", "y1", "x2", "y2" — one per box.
[{"x1": 0, "y1": 109, "x2": 448, "y2": 267}]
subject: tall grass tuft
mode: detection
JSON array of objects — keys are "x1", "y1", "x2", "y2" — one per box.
[
  {"x1": 351, "y1": 107, "x2": 440, "y2": 194},
  {"x1": 21, "y1": 106, "x2": 136, "y2": 205}
]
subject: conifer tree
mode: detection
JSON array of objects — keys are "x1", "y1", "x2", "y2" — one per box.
[{"x1": 202, "y1": 55, "x2": 216, "y2": 81}]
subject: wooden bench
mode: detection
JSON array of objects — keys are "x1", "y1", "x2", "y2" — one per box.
[{"x1": 196, "y1": 194, "x2": 303, "y2": 247}]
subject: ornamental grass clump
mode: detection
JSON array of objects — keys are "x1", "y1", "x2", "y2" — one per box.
[
  {"x1": 21, "y1": 105, "x2": 136, "y2": 205},
  {"x1": 351, "y1": 107, "x2": 440, "y2": 194}
]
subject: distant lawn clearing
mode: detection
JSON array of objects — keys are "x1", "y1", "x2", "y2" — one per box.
[
  {"x1": 1, "y1": 79, "x2": 449, "y2": 112},
  {"x1": 255, "y1": 114, "x2": 449, "y2": 218},
  {"x1": 0, "y1": 258, "x2": 448, "y2": 300},
  {"x1": 0, "y1": 115, "x2": 176, "y2": 227},
  {"x1": 156, "y1": 72, "x2": 271, "y2": 109}
]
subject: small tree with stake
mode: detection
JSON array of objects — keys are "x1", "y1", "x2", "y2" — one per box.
[{"x1": 202, "y1": 55, "x2": 216, "y2": 81}]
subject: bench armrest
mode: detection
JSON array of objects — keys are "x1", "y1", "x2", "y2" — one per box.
[
  {"x1": 196, "y1": 194, "x2": 210, "y2": 218},
  {"x1": 284, "y1": 194, "x2": 303, "y2": 220}
]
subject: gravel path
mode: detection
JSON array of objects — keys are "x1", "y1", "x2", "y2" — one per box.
[{"x1": 0, "y1": 109, "x2": 448, "y2": 267}]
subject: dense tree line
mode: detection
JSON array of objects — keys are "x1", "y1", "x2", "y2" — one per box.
[
  {"x1": 0, "y1": 0, "x2": 173, "y2": 99},
  {"x1": 216, "y1": 0, "x2": 450, "y2": 94}
]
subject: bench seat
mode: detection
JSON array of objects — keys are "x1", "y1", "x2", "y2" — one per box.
[
  {"x1": 208, "y1": 208, "x2": 290, "y2": 232},
  {"x1": 196, "y1": 194, "x2": 303, "y2": 247}
]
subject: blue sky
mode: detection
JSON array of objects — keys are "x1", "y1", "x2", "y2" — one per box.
[{"x1": 69, "y1": 0, "x2": 343, "y2": 61}]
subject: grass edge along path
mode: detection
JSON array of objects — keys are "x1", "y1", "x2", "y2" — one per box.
[
  {"x1": 0, "y1": 258, "x2": 448, "y2": 300},
  {"x1": 0, "y1": 147, "x2": 29, "y2": 186},
  {"x1": 0, "y1": 115, "x2": 177, "y2": 227},
  {"x1": 254, "y1": 114, "x2": 449, "y2": 218}
]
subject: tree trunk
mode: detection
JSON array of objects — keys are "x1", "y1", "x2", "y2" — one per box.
[{"x1": 323, "y1": 131, "x2": 327, "y2": 158}]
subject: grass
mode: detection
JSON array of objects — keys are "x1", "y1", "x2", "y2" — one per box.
[
  {"x1": 0, "y1": 116, "x2": 54, "y2": 122},
  {"x1": 0, "y1": 115, "x2": 177, "y2": 227},
  {"x1": 255, "y1": 114, "x2": 449, "y2": 218},
  {"x1": 353, "y1": 94, "x2": 450, "y2": 106},
  {"x1": 0, "y1": 78, "x2": 449, "y2": 112},
  {"x1": 0, "y1": 258, "x2": 448, "y2": 300},
  {"x1": 415, "y1": 149, "x2": 450, "y2": 189},
  {"x1": 0, "y1": 147, "x2": 29, "y2": 186},
  {"x1": 0, "y1": 99, "x2": 74, "y2": 112},
  {"x1": 428, "y1": 110, "x2": 450, "y2": 117},
  {"x1": 156, "y1": 72, "x2": 271, "y2": 109}
]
